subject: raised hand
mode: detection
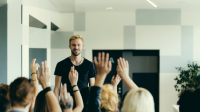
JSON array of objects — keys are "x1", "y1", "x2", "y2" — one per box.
[
  {"x1": 38, "y1": 61, "x2": 51, "y2": 89},
  {"x1": 59, "y1": 83, "x2": 73, "y2": 110},
  {"x1": 111, "y1": 74, "x2": 122, "y2": 87},
  {"x1": 94, "y1": 52, "x2": 112, "y2": 77},
  {"x1": 94, "y1": 52, "x2": 112, "y2": 87},
  {"x1": 116, "y1": 58, "x2": 129, "y2": 79},
  {"x1": 31, "y1": 58, "x2": 40, "y2": 77},
  {"x1": 69, "y1": 66, "x2": 78, "y2": 86}
]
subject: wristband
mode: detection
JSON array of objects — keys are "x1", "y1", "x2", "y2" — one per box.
[
  {"x1": 73, "y1": 89, "x2": 79, "y2": 93},
  {"x1": 72, "y1": 85, "x2": 77, "y2": 88},
  {"x1": 32, "y1": 79, "x2": 38, "y2": 81},
  {"x1": 43, "y1": 87, "x2": 51, "y2": 95},
  {"x1": 60, "y1": 101, "x2": 72, "y2": 109},
  {"x1": 31, "y1": 73, "x2": 36, "y2": 76}
]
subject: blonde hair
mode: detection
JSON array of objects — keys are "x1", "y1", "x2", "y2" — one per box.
[
  {"x1": 101, "y1": 84, "x2": 119, "y2": 112},
  {"x1": 69, "y1": 35, "x2": 84, "y2": 45},
  {"x1": 121, "y1": 88, "x2": 154, "y2": 112}
]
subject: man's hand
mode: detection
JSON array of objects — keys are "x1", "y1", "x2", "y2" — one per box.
[
  {"x1": 31, "y1": 58, "x2": 40, "y2": 78},
  {"x1": 111, "y1": 74, "x2": 122, "y2": 87},
  {"x1": 38, "y1": 61, "x2": 51, "y2": 89},
  {"x1": 116, "y1": 58, "x2": 129, "y2": 79},
  {"x1": 69, "y1": 66, "x2": 78, "y2": 86},
  {"x1": 94, "y1": 52, "x2": 112, "y2": 77},
  {"x1": 59, "y1": 83, "x2": 73, "y2": 110}
]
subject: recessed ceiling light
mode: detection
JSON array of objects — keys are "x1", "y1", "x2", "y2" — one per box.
[
  {"x1": 106, "y1": 7, "x2": 113, "y2": 9},
  {"x1": 146, "y1": 0, "x2": 158, "y2": 8}
]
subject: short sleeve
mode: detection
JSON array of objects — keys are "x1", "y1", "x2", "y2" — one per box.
[
  {"x1": 88, "y1": 63, "x2": 96, "y2": 78},
  {"x1": 54, "y1": 62, "x2": 62, "y2": 76}
]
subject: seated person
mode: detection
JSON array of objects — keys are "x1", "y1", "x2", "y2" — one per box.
[
  {"x1": 0, "y1": 84, "x2": 10, "y2": 112},
  {"x1": 177, "y1": 88, "x2": 194, "y2": 112}
]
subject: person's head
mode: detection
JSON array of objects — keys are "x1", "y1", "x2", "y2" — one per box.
[
  {"x1": 9, "y1": 77, "x2": 35, "y2": 108},
  {"x1": 191, "y1": 87, "x2": 200, "y2": 112},
  {"x1": 34, "y1": 90, "x2": 48, "y2": 112},
  {"x1": 69, "y1": 35, "x2": 84, "y2": 56},
  {"x1": 177, "y1": 88, "x2": 194, "y2": 112},
  {"x1": 0, "y1": 84, "x2": 10, "y2": 112},
  {"x1": 0, "y1": 84, "x2": 9, "y2": 98},
  {"x1": 121, "y1": 88, "x2": 154, "y2": 112},
  {"x1": 101, "y1": 84, "x2": 119, "y2": 112}
]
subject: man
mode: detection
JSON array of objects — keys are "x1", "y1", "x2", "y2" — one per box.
[{"x1": 53, "y1": 35, "x2": 96, "y2": 107}]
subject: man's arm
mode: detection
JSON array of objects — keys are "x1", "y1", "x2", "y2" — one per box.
[
  {"x1": 89, "y1": 78, "x2": 95, "y2": 87},
  {"x1": 54, "y1": 75, "x2": 62, "y2": 100}
]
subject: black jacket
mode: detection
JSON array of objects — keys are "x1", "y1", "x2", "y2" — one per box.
[{"x1": 88, "y1": 86, "x2": 102, "y2": 112}]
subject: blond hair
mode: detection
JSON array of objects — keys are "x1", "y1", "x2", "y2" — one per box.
[
  {"x1": 121, "y1": 88, "x2": 154, "y2": 112},
  {"x1": 69, "y1": 35, "x2": 84, "y2": 45},
  {"x1": 101, "y1": 84, "x2": 119, "y2": 112}
]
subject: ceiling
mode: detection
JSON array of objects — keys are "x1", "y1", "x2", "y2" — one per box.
[
  {"x1": 48, "y1": 0, "x2": 200, "y2": 12},
  {"x1": 0, "y1": 0, "x2": 7, "y2": 8}
]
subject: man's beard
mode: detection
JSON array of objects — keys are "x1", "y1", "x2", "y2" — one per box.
[{"x1": 71, "y1": 50, "x2": 81, "y2": 56}]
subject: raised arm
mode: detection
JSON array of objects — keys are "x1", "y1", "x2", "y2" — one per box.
[
  {"x1": 29, "y1": 58, "x2": 40, "y2": 110},
  {"x1": 38, "y1": 61, "x2": 62, "y2": 112},
  {"x1": 54, "y1": 75, "x2": 62, "y2": 100},
  {"x1": 111, "y1": 74, "x2": 121, "y2": 93},
  {"x1": 116, "y1": 58, "x2": 138, "y2": 90},
  {"x1": 69, "y1": 66, "x2": 84, "y2": 112},
  {"x1": 88, "y1": 52, "x2": 112, "y2": 112}
]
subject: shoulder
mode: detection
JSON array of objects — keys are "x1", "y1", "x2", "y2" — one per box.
[
  {"x1": 57, "y1": 57, "x2": 70, "y2": 66},
  {"x1": 83, "y1": 58, "x2": 94, "y2": 66}
]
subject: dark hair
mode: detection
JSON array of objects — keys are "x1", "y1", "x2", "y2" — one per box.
[
  {"x1": 0, "y1": 84, "x2": 9, "y2": 97},
  {"x1": 9, "y1": 77, "x2": 34, "y2": 107},
  {"x1": 0, "y1": 84, "x2": 10, "y2": 112},
  {"x1": 0, "y1": 95, "x2": 10, "y2": 112},
  {"x1": 177, "y1": 88, "x2": 194, "y2": 112},
  {"x1": 34, "y1": 90, "x2": 49, "y2": 112},
  {"x1": 191, "y1": 87, "x2": 200, "y2": 112}
]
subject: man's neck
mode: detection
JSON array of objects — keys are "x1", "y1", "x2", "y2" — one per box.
[{"x1": 70, "y1": 54, "x2": 82, "y2": 61}]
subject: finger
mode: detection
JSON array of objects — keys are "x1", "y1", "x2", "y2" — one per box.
[
  {"x1": 41, "y1": 61, "x2": 44, "y2": 75},
  {"x1": 101, "y1": 52, "x2": 105, "y2": 66},
  {"x1": 44, "y1": 61, "x2": 47, "y2": 73},
  {"x1": 112, "y1": 75, "x2": 115, "y2": 80},
  {"x1": 36, "y1": 70, "x2": 39, "y2": 78},
  {"x1": 64, "y1": 83, "x2": 67, "y2": 93},
  {"x1": 122, "y1": 58, "x2": 126, "y2": 67},
  {"x1": 75, "y1": 70, "x2": 78, "y2": 77},
  {"x1": 94, "y1": 56, "x2": 98, "y2": 65},
  {"x1": 72, "y1": 66, "x2": 75, "y2": 75},
  {"x1": 108, "y1": 61, "x2": 112, "y2": 71},
  {"x1": 126, "y1": 60, "x2": 129, "y2": 68},
  {"x1": 98, "y1": 52, "x2": 101, "y2": 64},
  {"x1": 117, "y1": 59, "x2": 122, "y2": 70},
  {"x1": 105, "y1": 53, "x2": 109, "y2": 66},
  {"x1": 120, "y1": 58, "x2": 125, "y2": 67},
  {"x1": 31, "y1": 58, "x2": 36, "y2": 66}
]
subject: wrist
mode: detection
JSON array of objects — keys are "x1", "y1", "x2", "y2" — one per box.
[
  {"x1": 71, "y1": 83, "x2": 77, "y2": 86},
  {"x1": 41, "y1": 83, "x2": 50, "y2": 89}
]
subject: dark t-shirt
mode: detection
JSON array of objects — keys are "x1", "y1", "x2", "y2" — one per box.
[{"x1": 54, "y1": 57, "x2": 96, "y2": 95}]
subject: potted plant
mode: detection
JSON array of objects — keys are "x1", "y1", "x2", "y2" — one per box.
[{"x1": 174, "y1": 62, "x2": 200, "y2": 93}]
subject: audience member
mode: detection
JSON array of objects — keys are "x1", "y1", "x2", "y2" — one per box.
[
  {"x1": 0, "y1": 84, "x2": 10, "y2": 112},
  {"x1": 191, "y1": 87, "x2": 200, "y2": 112},
  {"x1": 101, "y1": 84, "x2": 119, "y2": 112},
  {"x1": 8, "y1": 77, "x2": 35, "y2": 112},
  {"x1": 177, "y1": 88, "x2": 194, "y2": 112},
  {"x1": 60, "y1": 66, "x2": 84, "y2": 112},
  {"x1": 34, "y1": 60, "x2": 62, "y2": 112},
  {"x1": 116, "y1": 58, "x2": 154, "y2": 112}
]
